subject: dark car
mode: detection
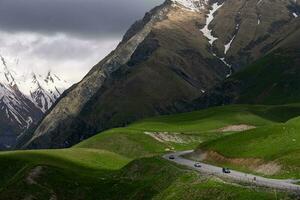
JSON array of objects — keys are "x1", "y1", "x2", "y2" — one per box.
[
  {"x1": 222, "y1": 168, "x2": 231, "y2": 173},
  {"x1": 169, "y1": 155, "x2": 175, "y2": 160},
  {"x1": 194, "y1": 163, "x2": 202, "y2": 168}
]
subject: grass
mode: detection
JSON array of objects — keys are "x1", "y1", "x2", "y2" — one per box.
[
  {"x1": 75, "y1": 128, "x2": 168, "y2": 158},
  {"x1": 199, "y1": 115, "x2": 300, "y2": 179},
  {"x1": 1, "y1": 104, "x2": 300, "y2": 199},
  {"x1": 76, "y1": 104, "x2": 300, "y2": 158},
  {"x1": 77, "y1": 104, "x2": 300, "y2": 180},
  {"x1": 153, "y1": 176, "x2": 287, "y2": 200},
  {"x1": 0, "y1": 148, "x2": 130, "y2": 171},
  {"x1": 0, "y1": 148, "x2": 130, "y2": 192},
  {"x1": 0, "y1": 156, "x2": 293, "y2": 200}
]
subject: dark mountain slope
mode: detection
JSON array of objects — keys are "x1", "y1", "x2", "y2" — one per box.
[
  {"x1": 190, "y1": 20, "x2": 300, "y2": 108},
  {"x1": 18, "y1": 2, "x2": 229, "y2": 149},
  {"x1": 18, "y1": 0, "x2": 300, "y2": 149},
  {"x1": 212, "y1": 0, "x2": 299, "y2": 70}
]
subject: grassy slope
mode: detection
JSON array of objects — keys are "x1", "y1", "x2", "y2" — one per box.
[
  {"x1": 1, "y1": 104, "x2": 300, "y2": 199},
  {"x1": 0, "y1": 148, "x2": 130, "y2": 190},
  {"x1": 76, "y1": 104, "x2": 300, "y2": 158},
  {"x1": 200, "y1": 115, "x2": 300, "y2": 178},
  {"x1": 0, "y1": 155, "x2": 291, "y2": 200}
]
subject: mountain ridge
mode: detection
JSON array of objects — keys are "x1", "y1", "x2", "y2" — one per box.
[
  {"x1": 19, "y1": 0, "x2": 300, "y2": 149},
  {"x1": 0, "y1": 55, "x2": 69, "y2": 149}
]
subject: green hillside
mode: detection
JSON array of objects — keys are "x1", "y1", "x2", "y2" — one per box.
[
  {"x1": 1, "y1": 104, "x2": 300, "y2": 199},
  {"x1": 76, "y1": 104, "x2": 300, "y2": 158},
  {"x1": 0, "y1": 152, "x2": 292, "y2": 199},
  {"x1": 198, "y1": 115, "x2": 300, "y2": 179}
]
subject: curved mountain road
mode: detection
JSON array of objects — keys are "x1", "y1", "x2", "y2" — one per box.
[{"x1": 163, "y1": 150, "x2": 300, "y2": 193}]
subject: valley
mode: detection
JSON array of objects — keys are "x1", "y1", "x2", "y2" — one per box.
[{"x1": 0, "y1": 0, "x2": 300, "y2": 199}]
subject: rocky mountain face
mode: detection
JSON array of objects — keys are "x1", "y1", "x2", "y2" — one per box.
[
  {"x1": 0, "y1": 55, "x2": 68, "y2": 149},
  {"x1": 18, "y1": 0, "x2": 300, "y2": 149},
  {"x1": 188, "y1": 18, "x2": 300, "y2": 109},
  {"x1": 23, "y1": 72, "x2": 68, "y2": 112}
]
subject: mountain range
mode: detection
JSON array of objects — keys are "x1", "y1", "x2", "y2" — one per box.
[
  {"x1": 0, "y1": 55, "x2": 69, "y2": 149},
  {"x1": 17, "y1": 0, "x2": 300, "y2": 149},
  {"x1": 1, "y1": 0, "x2": 300, "y2": 199}
]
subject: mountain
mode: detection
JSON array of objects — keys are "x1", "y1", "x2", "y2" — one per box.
[
  {"x1": 21, "y1": 72, "x2": 69, "y2": 112},
  {"x1": 19, "y1": 0, "x2": 300, "y2": 149},
  {"x1": 0, "y1": 55, "x2": 69, "y2": 149},
  {"x1": 188, "y1": 18, "x2": 300, "y2": 108}
]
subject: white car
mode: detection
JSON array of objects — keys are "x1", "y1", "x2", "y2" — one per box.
[{"x1": 194, "y1": 163, "x2": 202, "y2": 168}]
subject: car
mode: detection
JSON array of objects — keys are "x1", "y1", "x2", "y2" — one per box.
[
  {"x1": 222, "y1": 168, "x2": 231, "y2": 173},
  {"x1": 194, "y1": 163, "x2": 202, "y2": 168},
  {"x1": 169, "y1": 155, "x2": 175, "y2": 160}
]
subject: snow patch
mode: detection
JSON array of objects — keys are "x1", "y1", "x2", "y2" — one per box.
[
  {"x1": 171, "y1": 0, "x2": 208, "y2": 11},
  {"x1": 199, "y1": 2, "x2": 234, "y2": 77},
  {"x1": 200, "y1": 2, "x2": 224, "y2": 45},
  {"x1": 18, "y1": 71, "x2": 69, "y2": 112},
  {"x1": 224, "y1": 35, "x2": 236, "y2": 55},
  {"x1": 212, "y1": 53, "x2": 232, "y2": 78}
]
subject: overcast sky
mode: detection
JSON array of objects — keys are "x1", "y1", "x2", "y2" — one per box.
[{"x1": 0, "y1": 0, "x2": 164, "y2": 83}]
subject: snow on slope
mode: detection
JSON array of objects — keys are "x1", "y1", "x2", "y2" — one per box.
[
  {"x1": 18, "y1": 72, "x2": 69, "y2": 112},
  {"x1": 0, "y1": 83, "x2": 34, "y2": 128},
  {"x1": 0, "y1": 55, "x2": 69, "y2": 112},
  {"x1": 200, "y1": 2, "x2": 224, "y2": 45},
  {"x1": 224, "y1": 23, "x2": 240, "y2": 55},
  {"x1": 171, "y1": 0, "x2": 208, "y2": 11},
  {"x1": 199, "y1": 2, "x2": 232, "y2": 77},
  {"x1": 0, "y1": 54, "x2": 70, "y2": 132},
  {"x1": 224, "y1": 35, "x2": 236, "y2": 55},
  {"x1": 0, "y1": 54, "x2": 70, "y2": 149}
]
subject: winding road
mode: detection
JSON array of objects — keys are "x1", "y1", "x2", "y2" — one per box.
[{"x1": 163, "y1": 150, "x2": 300, "y2": 192}]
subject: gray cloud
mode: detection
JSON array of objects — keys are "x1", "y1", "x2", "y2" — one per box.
[
  {"x1": 0, "y1": 0, "x2": 164, "y2": 38},
  {"x1": 0, "y1": 0, "x2": 164, "y2": 84},
  {"x1": 0, "y1": 31, "x2": 119, "y2": 82}
]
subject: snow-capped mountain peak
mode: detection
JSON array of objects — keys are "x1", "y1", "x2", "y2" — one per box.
[
  {"x1": 0, "y1": 54, "x2": 70, "y2": 149},
  {"x1": 171, "y1": 0, "x2": 208, "y2": 11},
  {"x1": 24, "y1": 71, "x2": 69, "y2": 112}
]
